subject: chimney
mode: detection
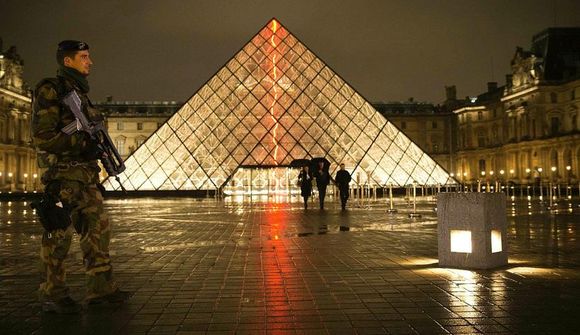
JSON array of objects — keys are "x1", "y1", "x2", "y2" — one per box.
[
  {"x1": 487, "y1": 82, "x2": 498, "y2": 92},
  {"x1": 445, "y1": 85, "x2": 457, "y2": 101}
]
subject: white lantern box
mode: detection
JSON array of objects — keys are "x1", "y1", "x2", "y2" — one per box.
[{"x1": 437, "y1": 193, "x2": 508, "y2": 269}]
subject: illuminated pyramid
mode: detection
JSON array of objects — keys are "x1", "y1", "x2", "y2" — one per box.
[{"x1": 104, "y1": 18, "x2": 454, "y2": 192}]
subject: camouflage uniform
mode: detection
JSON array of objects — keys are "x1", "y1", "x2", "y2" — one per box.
[{"x1": 32, "y1": 75, "x2": 118, "y2": 301}]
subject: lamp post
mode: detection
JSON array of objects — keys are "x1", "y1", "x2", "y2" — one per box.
[
  {"x1": 463, "y1": 172, "x2": 468, "y2": 192},
  {"x1": 499, "y1": 170, "x2": 505, "y2": 195},
  {"x1": 509, "y1": 169, "x2": 515, "y2": 199},
  {"x1": 23, "y1": 173, "x2": 28, "y2": 192},
  {"x1": 489, "y1": 170, "x2": 494, "y2": 192},
  {"x1": 33, "y1": 173, "x2": 38, "y2": 192},
  {"x1": 566, "y1": 165, "x2": 572, "y2": 199},
  {"x1": 525, "y1": 168, "x2": 531, "y2": 199},
  {"x1": 479, "y1": 171, "x2": 485, "y2": 192},
  {"x1": 537, "y1": 167, "x2": 543, "y2": 201}
]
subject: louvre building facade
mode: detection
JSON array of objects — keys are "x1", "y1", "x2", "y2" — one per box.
[{"x1": 102, "y1": 19, "x2": 452, "y2": 194}]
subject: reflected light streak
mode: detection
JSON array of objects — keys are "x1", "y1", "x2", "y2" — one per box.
[
  {"x1": 506, "y1": 267, "x2": 555, "y2": 276},
  {"x1": 269, "y1": 19, "x2": 280, "y2": 164},
  {"x1": 400, "y1": 257, "x2": 439, "y2": 266}
]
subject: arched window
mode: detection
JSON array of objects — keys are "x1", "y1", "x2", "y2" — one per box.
[
  {"x1": 477, "y1": 129, "x2": 486, "y2": 147},
  {"x1": 551, "y1": 116, "x2": 560, "y2": 135}
]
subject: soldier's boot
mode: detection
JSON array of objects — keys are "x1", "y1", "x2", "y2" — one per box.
[
  {"x1": 85, "y1": 289, "x2": 133, "y2": 305},
  {"x1": 41, "y1": 296, "x2": 82, "y2": 314}
]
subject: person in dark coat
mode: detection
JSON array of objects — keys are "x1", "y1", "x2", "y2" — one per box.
[
  {"x1": 313, "y1": 161, "x2": 331, "y2": 209},
  {"x1": 335, "y1": 163, "x2": 352, "y2": 210},
  {"x1": 298, "y1": 166, "x2": 312, "y2": 209}
]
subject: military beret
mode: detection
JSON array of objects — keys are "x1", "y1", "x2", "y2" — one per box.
[{"x1": 57, "y1": 40, "x2": 89, "y2": 52}]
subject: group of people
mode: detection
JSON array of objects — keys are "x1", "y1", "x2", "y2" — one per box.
[{"x1": 297, "y1": 161, "x2": 352, "y2": 210}]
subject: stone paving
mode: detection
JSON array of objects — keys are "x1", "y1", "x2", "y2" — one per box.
[{"x1": 0, "y1": 195, "x2": 579, "y2": 334}]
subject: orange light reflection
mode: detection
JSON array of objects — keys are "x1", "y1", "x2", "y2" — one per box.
[{"x1": 269, "y1": 19, "x2": 280, "y2": 164}]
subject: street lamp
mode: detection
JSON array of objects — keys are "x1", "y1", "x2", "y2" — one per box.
[
  {"x1": 33, "y1": 173, "x2": 38, "y2": 192},
  {"x1": 525, "y1": 168, "x2": 531, "y2": 198},
  {"x1": 566, "y1": 165, "x2": 572, "y2": 199},
  {"x1": 23, "y1": 173, "x2": 28, "y2": 192},
  {"x1": 537, "y1": 167, "x2": 543, "y2": 200},
  {"x1": 479, "y1": 171, "x2": 486, "y2": 192},
  {"x1": 499, "y1": 170, "x2": 505, "y2": 195}
]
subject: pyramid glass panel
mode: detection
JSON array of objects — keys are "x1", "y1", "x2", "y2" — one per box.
[{"x1": 104, "y1": 18, "x2": 454, "y2": 192}]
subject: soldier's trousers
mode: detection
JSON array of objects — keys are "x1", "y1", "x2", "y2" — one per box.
[{"x1": 39, "y1": 180, "x2": 117, "y2": 300}]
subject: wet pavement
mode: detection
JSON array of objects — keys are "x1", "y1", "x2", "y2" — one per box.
[{"x1": 0, "y1": 195, "x2": 579, "y2": 334}]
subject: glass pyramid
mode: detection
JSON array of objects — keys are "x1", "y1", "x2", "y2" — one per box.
[{"x1": 103, "y1": 19, "x2": 454, "y2": 192}]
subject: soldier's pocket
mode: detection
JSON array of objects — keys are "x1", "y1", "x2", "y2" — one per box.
[{"x1": 58, "y1": 180, "x2": 84, "y2": 206}]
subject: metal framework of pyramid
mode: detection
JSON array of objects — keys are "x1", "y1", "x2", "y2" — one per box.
[{"x1": 103, "y1": 19, "x2": 453, "y2": 192}]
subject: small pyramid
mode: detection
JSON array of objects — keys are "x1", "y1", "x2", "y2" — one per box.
[{"x1": 104, "y1": 19, "x2": 453, "y2": 191}]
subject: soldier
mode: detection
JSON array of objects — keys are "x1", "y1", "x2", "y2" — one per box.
[{"x1": 31, "y1": 40, "x2": 130, "y2": 314}]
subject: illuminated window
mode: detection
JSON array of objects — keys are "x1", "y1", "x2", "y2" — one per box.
[
  {"x1": 450, "y1": 230, "x2": 472, "y2": 253},
  {"x1": 137, "y1": 122, "x2": 143, "y2": 130},
  {"x1": 491, "y1": 230, "x2": 502, "y2": 253}
]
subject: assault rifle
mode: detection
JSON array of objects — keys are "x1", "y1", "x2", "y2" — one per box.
[{"x1": 61, "y1": 91, "x2": 126, "y2": 192}]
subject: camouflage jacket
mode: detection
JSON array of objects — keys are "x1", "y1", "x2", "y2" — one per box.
[{"x1": 31, "y1": 75, "x2": 103, "y2": 184}]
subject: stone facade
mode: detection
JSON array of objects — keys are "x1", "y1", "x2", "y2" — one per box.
[
  {"x1": 453, "y1": 28, "x2": 580, "y2": 188},
  {"x1": 0, "y1": 41, "x2": 37, "y2": 192},
  {"x1": 373, "y1": 100, "x2": 458, "y2": 174},
  {"x1": 94, "y1": 99, "x2": 180, "y2": 159}
]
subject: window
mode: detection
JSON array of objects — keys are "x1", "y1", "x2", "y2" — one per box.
[
  {"x1": 477, "y1": 129, "x2": 486, "y2": 147},
  {"x1": 432, "y1": 121, "x2": 438, "y2": 129},
  {"x1": 551, "y1": 117, "x2": 560, "y2": 135},
  {"x1": 117, "y1": 122, "x2": 124, "y2": 130},
  {"x1": 477, "y1": 111, "x2": 483, "y2": 121},
  {"x1": 550, "y1": 92, "x2": 557, "y2": 103},
  {"x1": 136, "y1": 137, "x2": 146, "y2": 147},
  {"x1": 433, "y1": 144, "x2": 439, "y2": 153},
  {"x1": 116, "y1": 138, "x2": 126, "y2": 156},
  {"x1": 137, "y1": 122, "x2": 143, "y2": 130}
]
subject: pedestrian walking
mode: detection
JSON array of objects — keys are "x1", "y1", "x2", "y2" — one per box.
[
  {"x1": 298, "y1": 166, "x2": 313, "y2": 209},
  {"x1": 335, "y1": 163, "x2": 352, "y2": 210}
]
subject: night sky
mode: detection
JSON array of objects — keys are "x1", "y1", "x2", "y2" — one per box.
[{"x1": 1, "y1": 0, "x2": 579, "y2": 104}]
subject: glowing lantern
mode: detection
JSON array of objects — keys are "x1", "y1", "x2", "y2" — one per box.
[{"x1": 437, "y1": 193, "x2": 508, "y2": 269}]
